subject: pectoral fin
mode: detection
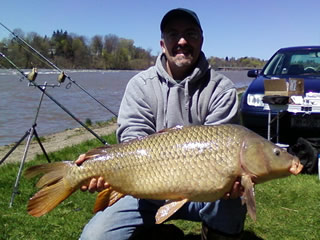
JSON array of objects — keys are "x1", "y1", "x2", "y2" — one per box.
[
  {"x1": 155, "y1": 199, "x2": 188, "y2": 224},
  {"x1": 93, "y1": 188, "x2": 125, "y2": 213},
  {"x1": 241, "y1": 175, "x2": 256, "y2": 221}
]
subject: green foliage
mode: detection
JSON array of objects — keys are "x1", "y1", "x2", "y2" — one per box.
[
  {"x1": 244, "y1": 175, "x2": 320, "y2": 239},
  {"x1": 209, "y1": 56, "x2": 267, "y2": 70},
  {"x1": 0, "y1": 29, "x2": 155, "y2": 70},
  {"x1": 85, "y1": 118, "x2": 92, "y2": 127},
  {"x1": 169, "y1": 174, "x2": 320, "y2": 239},
  {"x1": 0, "y1": 131, "x2": 318, "y2": 239},
  {"x1": 0, "y1": 161, "x2": 96, "y2": 240}
]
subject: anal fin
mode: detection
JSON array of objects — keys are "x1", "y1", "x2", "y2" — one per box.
[
  {"x1": 241, "y1": 174, "x2": 256, "y2": 221},
  {"x1": 155, "y1": 199, "x2": 188, "y2": 224},
  {"x1": 93, "y1": 188, "x2": 125, "y2": 213}
]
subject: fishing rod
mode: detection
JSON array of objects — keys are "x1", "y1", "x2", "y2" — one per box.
[
  {"x1": 0, "y1": 52, "x2": 107, "y2": 145},
  {"x1": 0, "y1": 22, "x2": 118, "y2": 117}
]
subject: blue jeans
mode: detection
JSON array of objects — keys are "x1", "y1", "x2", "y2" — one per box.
[{"x1": 80, "y1": 196, "x2": 246, "y2": 240}]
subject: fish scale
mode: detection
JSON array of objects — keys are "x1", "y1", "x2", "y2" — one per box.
[{"x1": 77, "y1": 124, "x2": 230, "y2": 195}]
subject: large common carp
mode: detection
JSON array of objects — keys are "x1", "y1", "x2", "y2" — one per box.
[{"x1": 25, "y1": 124, "x2": 303, "y2": 222}]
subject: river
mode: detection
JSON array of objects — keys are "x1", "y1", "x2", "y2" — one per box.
[{"x1": 0, "y1": 69, "x2": 252, "y2": 146}]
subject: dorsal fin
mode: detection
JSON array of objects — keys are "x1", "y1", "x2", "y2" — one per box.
[
  {"x1": 158, "y1": 125, "x2": 184, "y2": 134},
  {"x1": 84, "y1": 145, "x2": 112, "y2": 157}
]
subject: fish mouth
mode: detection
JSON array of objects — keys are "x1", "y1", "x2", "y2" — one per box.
[{"x1": 289, "y1": 157, "x2": 303, "y2": 175}]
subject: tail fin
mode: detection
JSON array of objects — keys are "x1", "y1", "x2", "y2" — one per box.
[{"x1": 25, "y1": 162, "x2": 75, "y2": 217}]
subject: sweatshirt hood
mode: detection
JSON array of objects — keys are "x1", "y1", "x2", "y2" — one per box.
[{"x1": 154, "y1": 52, "x2": 210, "y2": 127}]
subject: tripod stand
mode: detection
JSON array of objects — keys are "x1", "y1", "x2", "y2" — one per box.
[
  {"x1": 1, "y1": 52, "x2": 108, "y2": 207},
  {"x1": 0, "y1": 83, "x2": 51, "y2": 207}
]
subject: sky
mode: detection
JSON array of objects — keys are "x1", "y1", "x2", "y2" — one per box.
[{"x1": 0, "y1": 0, "x2": 320, "y2": 60}]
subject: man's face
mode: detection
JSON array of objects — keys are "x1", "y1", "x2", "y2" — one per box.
[{"x1": 160, "y1": 18, "x2": 203, "y2": 74}]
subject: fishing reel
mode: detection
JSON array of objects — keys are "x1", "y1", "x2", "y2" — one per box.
[
  {"x1": 57, "y1": 71, "x2": 66, "y2": 83},
  {"x1": 27, "y1": 67, "x2": 38, "y2": 81}
]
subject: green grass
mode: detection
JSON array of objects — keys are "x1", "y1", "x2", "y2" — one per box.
[{"x1": 0, "y1": 131, "x2": 319, "y2": 240}]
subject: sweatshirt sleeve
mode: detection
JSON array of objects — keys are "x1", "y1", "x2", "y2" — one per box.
[
  {"x1": 204, "y1": 88, "x2": 239, "y2": 125},
  {"x1": 116, "y1": 75, "x2": 156, "y2": 143},
  {"x1": 203, "y1": 72, "x2": 240, "y2": 125}
]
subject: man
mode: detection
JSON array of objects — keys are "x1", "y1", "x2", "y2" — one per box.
[{"x1": 79, "y1": 8, "x2": 246, "y2": 240}]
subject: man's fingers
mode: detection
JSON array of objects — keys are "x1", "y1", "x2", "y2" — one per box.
[
  {"x1": 88, "y1": 178, "x2": 97, "y2": 193},
  {"x1": 230, "y1": 181, "x2": 240, "y2": 199},
  {"x1": 223, "y1": 180, "x2": 245, "y2": 200},
  {"x1": 79, "y1": 177, "x2": 110, "y2": 193},
  {"x1": 96, "y1": 177, "x2": 105, "y2": 192},
  {"x1": 223, "y1": 192, "x2": 231, "y2": 200}
]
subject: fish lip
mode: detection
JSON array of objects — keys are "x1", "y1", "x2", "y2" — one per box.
[{"x1": 289, "y1": 157, "x2": 303, "y2": 175}]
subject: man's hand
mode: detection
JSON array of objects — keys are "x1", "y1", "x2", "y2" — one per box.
[
  {"x1": 75, "y1": 154, "x2": 109, "y2": 193},
  {"x1": 223, "y1": 178, "x2": 245, "y2": 200}
]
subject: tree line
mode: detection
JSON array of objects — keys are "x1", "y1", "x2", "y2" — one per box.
[
  {"x1": 209, "y1": 56, "x2": 266, "y2": 70},
  {"x1": 0, "y1": 29, "x2": 155, "y2": 70},
  {"x1": 0, "y1": 29, "x2": 266, "y2": 70}
]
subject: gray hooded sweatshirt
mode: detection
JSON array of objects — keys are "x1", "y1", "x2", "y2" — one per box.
[{"x1": 117, "y1": 52, "x2": 238, "y2": 143}]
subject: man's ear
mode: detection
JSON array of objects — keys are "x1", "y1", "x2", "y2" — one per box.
[{"x1": 160, "y1": 40, "x2": 166, "y2": 53}]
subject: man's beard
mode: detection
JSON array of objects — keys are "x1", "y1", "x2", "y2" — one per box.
[
  {"x1": 171, "y1": 45, "x2": 195, "y2": 67},
  {"x1": 172, "y1": 54, "x2": 193, "y2": 68}
]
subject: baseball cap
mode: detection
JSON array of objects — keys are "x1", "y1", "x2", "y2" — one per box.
[{"x1": 160, "y1": 8, "x2": 202, "y2": 32}]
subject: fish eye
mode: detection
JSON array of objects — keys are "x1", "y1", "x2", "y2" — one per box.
[{"x1": 273, "y1": 148, "x2": 281, "y2": 156}]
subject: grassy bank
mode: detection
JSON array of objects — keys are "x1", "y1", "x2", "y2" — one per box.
[{"x1": 0, "y1": 131, "x2": 319, "y2": 240}]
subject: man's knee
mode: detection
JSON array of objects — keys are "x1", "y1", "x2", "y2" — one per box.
[
  {"x1": 80, "y1": 211, "x2": 115, "y2": 240},
  {"x1": 79, "y1": 196, "x2": 154, "y2": 240}
]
